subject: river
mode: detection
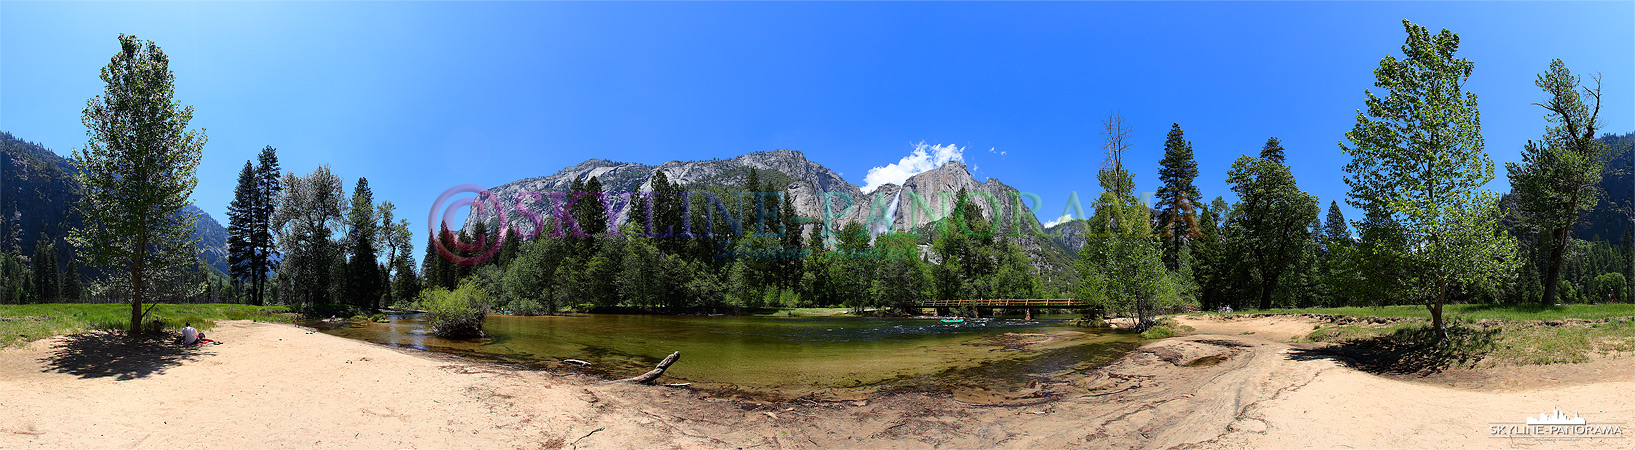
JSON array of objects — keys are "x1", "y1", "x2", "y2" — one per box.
[{"x1": 308, "y1": 313, "x2": 1139, "y2": 400}]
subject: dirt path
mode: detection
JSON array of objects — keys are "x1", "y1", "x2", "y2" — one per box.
[{"x1": 2, "y1": 318, "x2": 1630, "y2": 449}]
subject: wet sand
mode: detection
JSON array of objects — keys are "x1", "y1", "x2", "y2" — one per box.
[{"x1": 2, "y1": 317, "x2": 1630, "y2": 449}]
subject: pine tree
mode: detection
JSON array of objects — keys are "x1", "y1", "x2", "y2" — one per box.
[
  {"x1": 1156, "y1": 123, "x2": 1201, "y2": 271},
  {"x1": 1259, "y1": 137, "x2": 1286, "y2": 164},
  {"x1": 227, "y1": 161, "x2": 257, "y2": 301},
  {"x1": 251, "y1": 146, "x2": 283, "y2": 306},
  {"x1": 62, "y1": 257, "x2": 81, "y2": 301},
  {"x1": 32, "y1": 239, "x2": 59, "y2": 302},
  {"x1": 345, "y1": 178, "x2": 383, "y2": 309},
  {"x1": 1324, "y1": 201, "x2": 1351, "y2": 243}
]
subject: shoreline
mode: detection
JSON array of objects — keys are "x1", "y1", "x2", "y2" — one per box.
[{"x1": 3, "y1": 317, "x2": 1631, "y2": 449}]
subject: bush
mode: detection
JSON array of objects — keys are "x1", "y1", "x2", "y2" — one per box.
[
  {"x1": 1140, "y1": 325, "x2": 1175, "y2": 340},
  {"x1": 420, "y1": 279, "x2": 490, "y2": 338},
  {"x1": 1594, "y1": 273, "x2": 1627, "y2": 303},
  {"x1": 507, "y1": 297, "x2": 552, "y2": 316}
]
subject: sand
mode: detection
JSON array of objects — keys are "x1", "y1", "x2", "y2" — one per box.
[{"x1": 2, "y1": 317, "x2": 1630, "y2": 449}]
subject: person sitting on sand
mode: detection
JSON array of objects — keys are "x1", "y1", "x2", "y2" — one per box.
[{"x1": 182, "y1": 322, "x2": 202, "y2": 345}]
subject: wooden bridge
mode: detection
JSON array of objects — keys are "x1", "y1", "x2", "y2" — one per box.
[{"x1": 917, "y1": 299, "x2": 1093, "y2": 320}]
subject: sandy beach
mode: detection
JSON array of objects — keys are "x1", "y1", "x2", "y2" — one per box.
[{"x1": 2, "y1": 317, "x2": 1630, "y2": 449}]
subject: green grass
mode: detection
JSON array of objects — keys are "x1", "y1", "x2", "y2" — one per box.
[
  {"x1": 0, "y1": 303, "x2": 295, "y2": 348},
  {"x1": 1220, "y1": 303, "x2": 1635, "y2": 322},
  {"x1": 1300, "y1": 317, "x2": 1635, "y2": 369},
  {"x1": 750, "y1": 307, "x2": 862, "y2": 317}
]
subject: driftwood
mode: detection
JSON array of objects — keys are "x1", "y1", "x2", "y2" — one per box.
[{"x1": 613, "y1": 351, "x2": 680, "y2": 384}]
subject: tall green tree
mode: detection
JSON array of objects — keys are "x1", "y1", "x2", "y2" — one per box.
[
  {"x1": 1340, "y1": 19, "x2": 1517, "y2": 342},
  {"x1": 227, "y1": 161, "x2": 257, "y2": 300},
  {"x1": 1226, "y1": 139, "x2": 1319, "y2": 310},
  {"x1": 1075, "y1": 113, "x2": 1192, "y2": 327},
  {"x1": 1156, "y1": 123, "x2": 1201, "y2": 271},
  {"x1": 70, "y1": 35, "x2": 207, "y2": 333},
  {"x1": 1505, "y1": 59, "x2": 1606, "y2": 305},
  {"x1": 1323, "y1": 201, "x2": 1351, "y2": 243},
  {"x1": 61, "y1": 257, "x2": 82, "y2": 302},
  {"x1": 273, "y1": 166, "x2": 347, "y2": 309},
  {"x1": 31, "y1": 239, "x2": 59, "y2": 302},
  {"x1": 344, "y1": 178, "x2": 384, "y2": 309},
  {"x1": 250, "y1": 147, "x2": 282, "y2": 305}
]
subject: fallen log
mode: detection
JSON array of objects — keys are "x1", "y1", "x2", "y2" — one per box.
[{"x1": 613, "y1": 351, "x2": 680, "y2": 384}]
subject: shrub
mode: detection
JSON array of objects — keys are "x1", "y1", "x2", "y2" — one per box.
[
  {"x1": 507, "y1": 297, "x2": 552, "y2": 316},
  {"x1": 1594, "y1": 273, "x2": 1627, "y2": 303},
  {"x1": 1140, "y1": 325, "x2": 1175, "y2": 340},
  {"x1": 421, "y1": 279, "x2": 490, "y2": 338}
]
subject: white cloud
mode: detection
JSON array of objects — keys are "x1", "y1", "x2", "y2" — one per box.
[
  {"x1": 861, "y1": 142, "x2": 966, "y2": 193},
  {"x1": 1043, "y1": 213, "x2": 1074, "y2": 228}
]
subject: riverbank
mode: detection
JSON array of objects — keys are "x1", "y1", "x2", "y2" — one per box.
[{"x1": 3, "y1": 317, "x2": 1630, "y2": 449}]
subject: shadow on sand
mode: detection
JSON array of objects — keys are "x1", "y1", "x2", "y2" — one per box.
[
  {"x1": 1286, "y1": 324, "x2": 1498, "y2": 376},
  {"x1": 40, "y1": 330, "x2": 213, "y2": 381}
]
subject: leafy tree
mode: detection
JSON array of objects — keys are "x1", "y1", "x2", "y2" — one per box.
[
  {"x1": 70, "y1": 35, "x2": 207, "y2": 333},
  {"x1": 1340, "y1": 19, "x2": 1518, "y2": 342},
  {"x1": 1076, "y1": 113, "x2": 1193, "y2": 327},
  {"x1": 376, "y1": 200, "x2": 415, "y2": 306},
  {"x1": 1156, "y1": 123, "x2": 1201, "y2": 271},
  {"x1": 1225, "y1": 139, "x2": 1319, "y2": 310},
  {"x1": 872, "y1": 232, "x2": 934, "y2": 313},
  {"x1": 1505, "y1": 59, "x2": 1607, "y2": 305},
  {"x1": 273, "y1": 166, "x2": 347, "y2": 310}
]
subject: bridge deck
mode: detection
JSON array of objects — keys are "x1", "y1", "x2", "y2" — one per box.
[{"x1": 918, "y1": 299, "x2": 1092, "y2": 308}]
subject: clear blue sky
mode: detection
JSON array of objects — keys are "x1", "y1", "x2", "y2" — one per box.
[{"x1": 3, "y1": 2, "x2": 1631, "y2": 251}]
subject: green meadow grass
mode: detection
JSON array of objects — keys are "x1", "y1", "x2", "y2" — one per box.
[
  {"x1": 0, "y1": 303, "x2": 295, "y2": 348},
  {"x1": 1218, "y1": 303, "x2": 1635, "y2": 322},
  {"x1": 1297, "y1": 313, "x2": 1635, "y2": 368}
]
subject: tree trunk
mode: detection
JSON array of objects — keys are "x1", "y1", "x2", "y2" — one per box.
[
  {"x1": 1429, "y1": 280, "x2": 1449, "y2": 345},
  {"x1": 614, "y1": 351, "x2": 680, "y2": 385},
  {"x1": 129, "y1": 241, "x2": 145, "y2": 336},
  {"x1": 1541, "y1": 226, "x2": 1569, "y2": 306},
  {"x1": 1258, "y1": 272, "x2": 1279, "y2": 310}
]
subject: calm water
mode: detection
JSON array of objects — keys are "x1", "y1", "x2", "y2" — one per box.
[{"x1": 308, "y1": 313, "x2": 1139, "y2": 400}]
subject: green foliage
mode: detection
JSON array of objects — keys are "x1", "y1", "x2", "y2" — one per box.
[
  {"x1": 1593, "y1": 272, "x2": 1626, "y2": 303},
  {"x1": 344, "y1": 178, "x2": 384, "y2": 310},
  {"x1": 1225, "y1": 140, "x2": 1320, "y2": 310},
  {"x1": 418, "y1": 278, "x2": 490, "y2": 338},
  {"x1": 273, "y1": 166, "x2": 347, "y2": 311},
  {"x1": 1156, "y1": 123, "x2": 1201, "y2": 272},
  {"x1": 0, "y1": 303, "x2": 292, "y2": 348},
  {"x1": 1139, "y1": 325, "x2": 1174, "y2": 340},
  {"x1": 1340, "y1": 19, "x2": 1518, "y2": 342},
  {"x1": 1077, "y1": 115, "x2": 1197, "y2": 327},
  {"x1": 1505, "y1": 59, "x2": 1608, "y2": 305},
  {"x1": 226, "y1": 146, "x2": 283, "y2": 307},
  {"x1": 71, "y1": 34, "x2": 208, "y2": 334}
]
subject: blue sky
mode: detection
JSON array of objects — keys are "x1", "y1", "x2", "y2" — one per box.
[{"x1": 3, "y1": 1, "x2": 1631, "y2": 251}]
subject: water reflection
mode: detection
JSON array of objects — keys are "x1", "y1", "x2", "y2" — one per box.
[{"x1": 308, "y1": 313, "x2": 1138, "y2": 400}]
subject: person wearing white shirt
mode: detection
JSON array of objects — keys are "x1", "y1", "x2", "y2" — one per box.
[{"x1": 182, "y1": 323, "x2": 200, "y2": 345}]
